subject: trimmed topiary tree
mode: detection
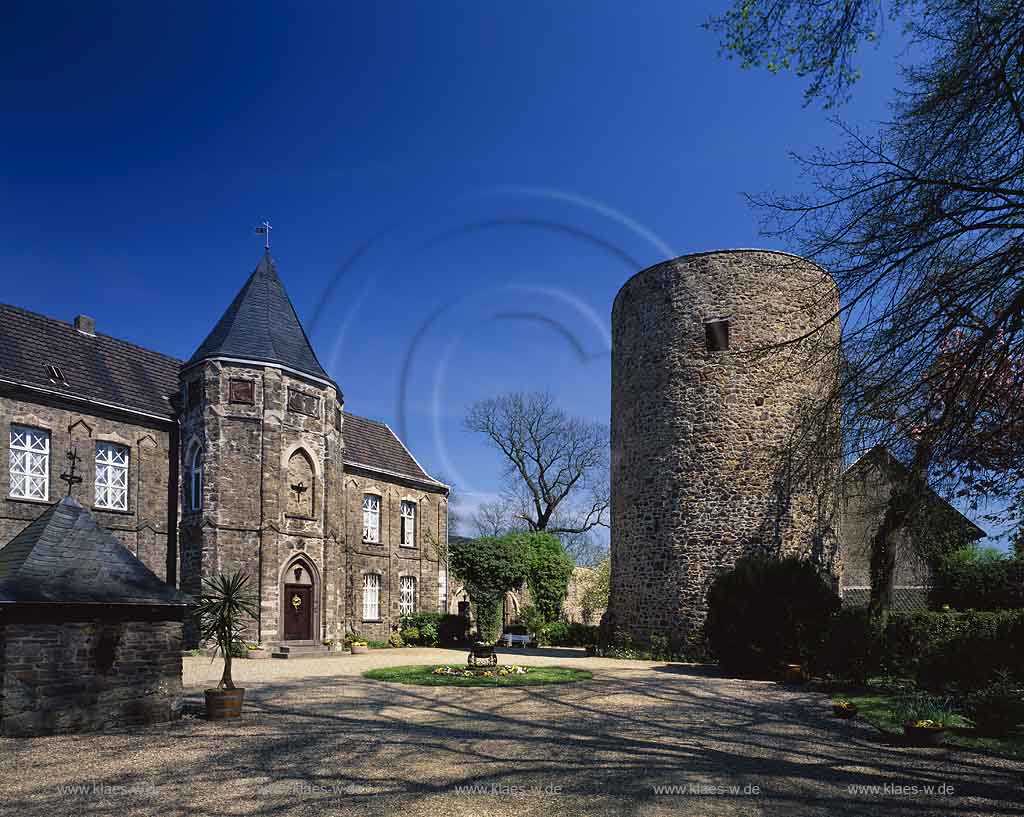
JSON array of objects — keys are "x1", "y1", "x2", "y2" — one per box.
[
  {"x1": 704, "y1": 554, "x2": 840, "y2": 678},
  {"x1": 449, "y1": 531, "x2": 574, "y2": 641},
  {"x1": 449, "y1": 534, "x2": 528, "y2": 641}
]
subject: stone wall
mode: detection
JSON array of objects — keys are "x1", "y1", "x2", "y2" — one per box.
[
  {"x1": 343, "y1": 468, "x2": 446, "y2": 641},
  {"x1": 178, "y1": 361, "x2": 345, "y2": 645},
  {"x1": 607, "y1": 250, "x2": 842, "y2": 647},
  {"x1": 563, "y1": 566, "x2": 605, "y2": 625},
  {"x1": 0, "y1": 389, "x2": 176, "y2": 581},
  {"x1": 0, "y1": 616, "x2": 183, "y2": 736}
]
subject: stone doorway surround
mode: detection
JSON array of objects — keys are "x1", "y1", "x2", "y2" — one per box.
[{"x1": 278, "y1": 554, "x2": 320, "y2": 644}]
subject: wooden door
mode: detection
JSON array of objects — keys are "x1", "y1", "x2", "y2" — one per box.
[{"x1": 283, "y1": 584, "x2": 313, "y2": 641}]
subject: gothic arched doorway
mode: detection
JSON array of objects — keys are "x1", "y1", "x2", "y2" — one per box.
[{"x1": 281, "y1": 554, "x2": 319, "y2": 643}]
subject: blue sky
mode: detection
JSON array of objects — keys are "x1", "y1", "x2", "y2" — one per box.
[{"x1": 2, "y1": 1, "x2": 935, "y2": 537}]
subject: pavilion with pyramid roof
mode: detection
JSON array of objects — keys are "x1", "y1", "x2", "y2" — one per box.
[{"x1": 0, "y1": 496, "x2": 190, "y2": 736}]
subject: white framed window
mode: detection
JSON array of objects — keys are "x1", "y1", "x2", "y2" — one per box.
[
  {"x1": 399, "y1": 576, "x2": 417, "y2": 615},
  {"x1": 10, "y1": 426, "x2": 49, "y2": 500},
  {"x1": 362, "y1": 494, "x2": 380, "y2": 543},
  {"x1": 400, "y1": 500, "x2": 416, "y2": 546},
  {"x1": 189, "y1": 444, "x2": 203, "y2": 511},
  {"x1": 363, "y1": 573, "x2": 380, "y2": 620},
  {"x1": 95, "y1": 442, "x2": 129, "y2": 510}
]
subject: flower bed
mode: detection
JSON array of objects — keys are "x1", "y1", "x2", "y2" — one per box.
[{"x1": 433, "y1": 664, "x2": 530, "y2": 678}]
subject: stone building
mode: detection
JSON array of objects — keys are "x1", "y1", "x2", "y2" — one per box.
[
  {"x1": 0, "y1": 251, "x2": 449, "y2": 650},
  {"x1": 0, "y1": 496, "x2": 189, "y2": 736},
  {"x1": 840, "y1": 445, "x2": 985, "y2": 612},
  {"x1": 606, "y1": 250, "x2": 842, "y2": 647}
]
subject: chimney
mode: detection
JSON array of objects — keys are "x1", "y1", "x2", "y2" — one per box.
[{"x1": 74, "y1": 314, "x2": 96, "y2": 336}]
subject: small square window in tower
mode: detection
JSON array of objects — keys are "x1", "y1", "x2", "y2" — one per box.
[
  {"x1": 287, "y1": 388, "x2": 320, "y2": 417},
  {"x1": 705, "y1": 319, "x2": 730, "y2": 352},
  {"x1": 228, "y1": 378, "x2": 255, "y2": 405}
]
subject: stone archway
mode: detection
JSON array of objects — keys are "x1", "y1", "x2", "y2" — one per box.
[{"x1": 280, "y1": 554, "x2": 320, "y2": 643}]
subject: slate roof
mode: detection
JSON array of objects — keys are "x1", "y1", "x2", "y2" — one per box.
[
  {"x1": 0, "y1": 496, "x2": 191, "y2": 605},
  {"x1": 841, "y1": 587, "x2": 930, "y2": 615},
  {"x1": 187, "y1": 252, "x2": 335, "y2": 387},
  {"x1": 0, "y1": 303, "x2": 181, "y2": 419},
  {"x1": 343, "y1": 412, "x2": 446, "y2": 489}
]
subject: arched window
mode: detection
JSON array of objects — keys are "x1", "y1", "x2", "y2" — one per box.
[
  {"x1": 286, "y1": 448, "x2": 315, "y2": 518},
  {"x1": 189, "y1": 444, "x2": 203, "y2": 511}
]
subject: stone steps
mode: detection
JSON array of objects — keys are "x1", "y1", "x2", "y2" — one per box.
[{"x1": 270, "y1": 644, "x2": 332, "y2": 659}]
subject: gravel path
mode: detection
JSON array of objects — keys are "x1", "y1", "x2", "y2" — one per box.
[{"x1": 2, "y1": 647, "x2": 1021, "y2": 816}]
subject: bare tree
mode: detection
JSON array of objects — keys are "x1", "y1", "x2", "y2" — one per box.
[
  {"x1": 465, "y1": 392, "x2": 610, "y2": 548},
  {"x1": 711, "y1": 0, "x2": 1024, "y2": 621},
  {"x1": 471, "y1": 496, "x2": 523, "y2": 538}
]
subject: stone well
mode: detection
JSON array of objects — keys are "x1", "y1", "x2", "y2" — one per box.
[{"x1": 0, "y1": 496, "x2": 190, "y2": 736}]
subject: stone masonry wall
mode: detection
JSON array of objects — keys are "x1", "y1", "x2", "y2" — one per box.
[
  {"x1": 178, "y1": 361, "x2": 344, "y2": 645},
  {"x1": 0, "y1": 618, "x2": 183, "y2": 736},
  {"x1": 607, "y1": 250, "x2": 841, "y2": 647},
  {"x1": 0, "y1": 390, "x2": 176, "y2": 581},
  {"x1": 343, "y1": 469, "x2": 446, "y2": 641}
]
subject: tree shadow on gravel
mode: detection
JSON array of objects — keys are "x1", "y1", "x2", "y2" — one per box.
[{"x1": 1, "y1": 666, "x2": 1020, "y2": 817}]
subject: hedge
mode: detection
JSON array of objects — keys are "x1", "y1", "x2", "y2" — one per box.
[
  {"x1": 884, "y1": 609, "x2": 1024, "y2": 691},
  {"x1": 813, "y1": 608, "x2": 1024, "y2": 691}
]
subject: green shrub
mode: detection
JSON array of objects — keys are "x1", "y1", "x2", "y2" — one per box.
[
  {"x1": 561, "y1": 622, "x2": 600, "y2": 647},
  {"x1": 520, "y1": 605, "x2": 547, "y2": 639},
  {"x1": 704, "y1": 555, "x2": 840, "y2": 678},
  {"x1": 541, "y1": 620, "x2": 569, "y2": 646},
  {"x1": 930, "y1": 546, "x2": 1024, "y2": 610},
  {"x1": 400, "y1": 626, "x2": 421, "y2": 644},
  {"x1": 961, "y1": 672, "x2": 1024, "y2": 736},
  {"x1": 398, "y1": 613, "x2": 444, "y2": 646},
  {"x1": 419, "y1": 621, "x2": 439, "y2": 645},
  {"x1": 389, "y1": 631, "x2": 405, "y2": 648},
  {"x1": 884, "y1": 609, "x2": 1024, "y2": 692},
  {"x1": 814, "y1": 607, "x2": 883, "y2": 683}
]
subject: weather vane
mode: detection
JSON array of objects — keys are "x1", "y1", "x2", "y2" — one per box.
[
  {"x1": 59, "y1": 446, "x2": 83, "y2": 497},
  {"x1": 255, "y1": 220, "x2": 273, "y2": 250}
]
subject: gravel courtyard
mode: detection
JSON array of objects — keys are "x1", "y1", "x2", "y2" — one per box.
[{"x1": 2, "y1": 647, "x2": 1021, "y2": 816}]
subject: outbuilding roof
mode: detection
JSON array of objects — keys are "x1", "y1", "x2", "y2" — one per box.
[{"x1": 0, "y1": 496, "x2": 191, "y2": 606}]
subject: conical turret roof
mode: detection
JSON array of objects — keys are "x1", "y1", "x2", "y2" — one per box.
[{"x1": 187, "y1": 252, "x2": 333, "y2": 385}]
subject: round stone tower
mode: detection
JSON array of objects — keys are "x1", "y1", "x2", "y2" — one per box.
[{"x1": 606, "y1": 250, "x2": 841, "y2": 648}]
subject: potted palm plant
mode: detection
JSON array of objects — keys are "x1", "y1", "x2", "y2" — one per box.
[{"x1": 193, "y1": 571, "x2": 259, "y2": 719}]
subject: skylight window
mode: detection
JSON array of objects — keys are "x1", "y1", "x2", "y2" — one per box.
[{"x1": 45, "y1": 364, "x2": 67, "y2": 385}]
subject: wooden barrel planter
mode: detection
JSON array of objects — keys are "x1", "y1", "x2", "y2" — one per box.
[{"x1": 205, "y1": 688, "x2": 245, "y2": 719}]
